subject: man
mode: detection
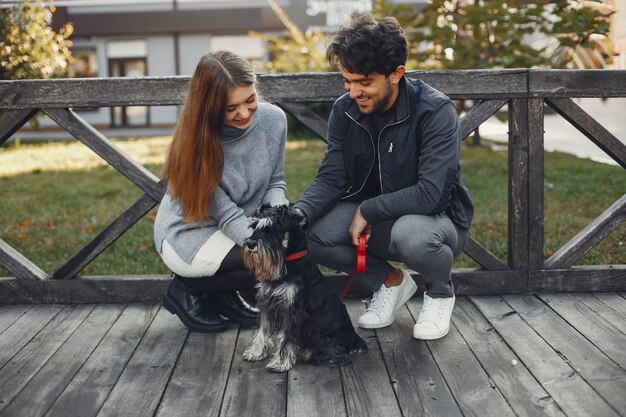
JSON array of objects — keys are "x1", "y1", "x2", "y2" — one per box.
[{"x1": 293, "y1": 13, "x2": 474, "y2": 340}]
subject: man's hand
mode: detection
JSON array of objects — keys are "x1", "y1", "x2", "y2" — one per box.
[
  {"x1": 349, "y1": 206, "x2": 371, "y2": 246},
  {"x1": 293, "y1": 207, "x2": 306, "y2": 219}
]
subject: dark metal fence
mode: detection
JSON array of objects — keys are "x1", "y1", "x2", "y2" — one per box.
[{"x1": 1, "y1": 69, "x2": 625, "y2": 303}]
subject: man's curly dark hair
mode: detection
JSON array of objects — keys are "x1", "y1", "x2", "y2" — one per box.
[{"x1": 326, "y1": 13, "x2": 408, "y2": 76}]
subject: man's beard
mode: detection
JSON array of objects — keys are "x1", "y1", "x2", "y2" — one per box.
[{"x1": 371, "y1": 79, "x2": 394, "y2": 113}]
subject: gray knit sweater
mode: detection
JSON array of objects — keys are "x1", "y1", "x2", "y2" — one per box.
[{"x1": 154, "y1": 102, "x2": 289, "y2": 263}]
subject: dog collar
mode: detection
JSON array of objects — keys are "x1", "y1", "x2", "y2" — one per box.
[{"x1": 285, "y1": 250, "x2": 307, "y2": 262}]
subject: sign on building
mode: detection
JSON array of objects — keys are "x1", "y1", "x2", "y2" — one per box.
[{"x1": 306, "y1": 0, "x2": 372, "y2": 31}]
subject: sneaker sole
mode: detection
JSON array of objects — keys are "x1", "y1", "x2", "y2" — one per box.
[
  {"x1": 413, "y1": 327, "x2": 449, "y2": 340},
  {"x1": 358, "y1": 278, "x2": 418, "y2": 329}
]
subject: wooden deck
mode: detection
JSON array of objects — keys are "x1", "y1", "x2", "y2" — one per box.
[{"x1": 0, "y1": 294, "x2": 625, "y2": 417}]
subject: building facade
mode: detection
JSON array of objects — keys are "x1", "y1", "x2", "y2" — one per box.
[
  {"x1": 4, "y1": 0, "x2": 622, "y2": 131},
  {"x1": 34, "y1": 0, "x2": 423, "y2": 130}
]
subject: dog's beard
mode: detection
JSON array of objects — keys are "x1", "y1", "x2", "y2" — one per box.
[{"x1": 242, "y1": 241, "x2": 286, "y2": 282}]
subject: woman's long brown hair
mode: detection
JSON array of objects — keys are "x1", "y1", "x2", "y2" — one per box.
[{"x1": 163, "y1": 51, "x2": 256, "y2": 223}]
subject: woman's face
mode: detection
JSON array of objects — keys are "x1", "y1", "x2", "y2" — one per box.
[{"x1": 223, "y1": 84, "x2": 258, "y2": 129}]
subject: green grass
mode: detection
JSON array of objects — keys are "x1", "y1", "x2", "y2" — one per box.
[{"x1": 0, "y1": 137, "x2": 624, "y2": 277}]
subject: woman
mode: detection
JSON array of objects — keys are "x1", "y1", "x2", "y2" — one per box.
[{"x1": 154, "y1": 51, "x2": 289, "y2": 333}]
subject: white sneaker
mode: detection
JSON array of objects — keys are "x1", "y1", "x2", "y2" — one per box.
[
  {"x1": 358, "y1": 269, "x2": 417, "y2": 329},
  {"x1": 413, "y1": 292, "x2": 455, "y2": 340}
]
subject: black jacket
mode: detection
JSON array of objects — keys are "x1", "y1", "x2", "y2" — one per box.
[{"x1": 296, "y1": 77, "x2": 473, "y2": 230}]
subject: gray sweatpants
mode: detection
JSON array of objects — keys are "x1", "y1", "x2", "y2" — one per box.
[{"x1": 307, "y1": 202, "x2": 470, "y2": 298}]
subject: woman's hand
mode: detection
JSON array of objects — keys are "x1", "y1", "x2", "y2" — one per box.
[{"x1": 348, "y1": 206, "x2": 371, "y2": 246}]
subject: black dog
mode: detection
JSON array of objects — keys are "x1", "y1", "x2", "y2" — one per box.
[{"x1": 241, "y1": 205, "x2": 367, "y2": 372}]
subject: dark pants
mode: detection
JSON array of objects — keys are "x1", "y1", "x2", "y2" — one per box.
[
  {"x1": 178, "y1": 246, "x2": 255, "y2": 292},
  {"x1": 307, "y1": 202, "x2": 469, "y2": 298}
]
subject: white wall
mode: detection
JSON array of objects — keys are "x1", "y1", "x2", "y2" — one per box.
[
  {"x1": 178, "y1": 34, "x2": 211, "y2": 76},
  {"x1": 147, "y1": 36, "x2": 178, "y2": 125}
]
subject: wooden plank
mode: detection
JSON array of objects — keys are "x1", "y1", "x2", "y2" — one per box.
[
  {"x1": 52, "y1": 193, "x2": 160, "y2": 280},
  {"x1": 0, "y1": 239, "x2": 48, "y2": 281},
  {"x1": 0, "y1": 76, "x2": 190, "y2": 108},
  {"x1": 406, "y1": 299, "x2": 517, "y2": 417},
  {"x1": 260, "y1": 71, "x2": 341, "y2": 103},
  {"x1": 463, "y1": 238, "x2": 510, "y2": 271},
  {"x1": 287, "y1": 319, "x2": 345, "y2": 417},
  {"x1": 508, "y1": 98, "x2": 530, "y2": 271},
  {"x1": 2, "y1": 267, "x2": 620, "y2": 306},
  {"x1": 544, "y1": 193, "x2": 626, "y2": 269},
  {"x1": 42, "y1": 108, "x2": 165, "y2": 201},
  {"x1": 0, "y1": 108, "x2": 38, "y2": 144},
  {"x1": 278, "y1": 102, "x2": 328, "y2": 142},
  {"x1": 343, "y1": 301, "x2": 403, "y2": 417},
  {"x1": 0, "y1": 305, "x2": 94, "y2": 413},
  {"x1": 376, "y1": 302, "x2": 463, "y2": 417},
  {"x1": 459, "y1": 98, "x2": 508, "y2": 140},
  {"x1": 452, "y1": 298, "x2": 566, "y2": 417},
  {"x1": 527, "y1": 98, "x2": 545, "y2": 270},
  {"x1": 503, "y1": 294, "x2": 626, "y2": 414},
  {"x1": 0, "y1": 70, "x2": 530, "y2": 109},
  {"x1": 0, "y1": 275, "x2": 172, "y2": 304},
  {"x1": 471, "y1": 295, "x2": 621, "y2": 417},
  {"x1": 96, "y1": 307, "x2": 188, "y2": 417},
  {"x1": 0, "y1": 269, "x2": 530, "y2": 305},
  {"x1": 220, "y1": 328, "x2": 287, "y2": 417},
  {"x1": 46, "y1": 304, "x2": 160, "y2": 417},
  {"x1": 329, "y1": 269, "x2": 526, "y2": 298},
  {"x1": 2, "y1": 265, "x2": 620, "y2": 306},
  {"x1": 0, "y1": 304, "x2": 63, "y2": 369},
  {"x1": 538, "y1": 293, "x2": 626, "y2": 369},
  {"x1": 529, "y1": 69, "x2": 626, "y2": 98},
  {"x1": 530, "y1": 266, "x2": 626, "y2": 292},
  {"x1": 0, "y1": 304, "x2": 124, "y2": 417},
  {"x1": 545, "y1": 97, "x2": 626, "y2": 169},
  {"x1": 287, "y1": 362, "x2": 345, "y2": 417},
  {"x1": 156, "y1": 328, "x2": 238, "y2": 417},
  {"x1": 452, "y1": 270, "x2": 527, "y2": 295},
  {"x1": 573, "y1": 293, "x2": 626, "y2": 335},
  {"x1": 3, "y1": 70, "x2": 626, "y2": 108},
  {"x1": 0, "y1": 304, "x2": 31, "y2": 334}
]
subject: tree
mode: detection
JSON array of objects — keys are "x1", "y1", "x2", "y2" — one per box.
[
  {"x1": 254, "y1": 0, "x2": 330, "y2": 73},
  {"x1": 410, "y1": 0, "x2": 550, "y2": 70},
  {"x1": 407, "y1": 0, "x2": 614, "y2": 71},
  {"x1": 547, "y1": 0, "x2": 616, "y2": 69},
  {"x1": 1, "y1": 0, "x2": 74, "y2": 80},
  {"x1": 406, "y1": 0, "x2": 613, "y2": 145}
]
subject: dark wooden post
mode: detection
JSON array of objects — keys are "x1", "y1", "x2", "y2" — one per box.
[
  {"x1": 508, "y1": 97, "x2": 530, "y2": 289},
  {"x1": 527, "y1": 99, "x2": 545, "y2": 271}
]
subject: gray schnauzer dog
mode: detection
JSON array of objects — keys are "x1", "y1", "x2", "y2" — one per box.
[{"x1": 241, "y1": 204, "x2": 367, "y2": 373}]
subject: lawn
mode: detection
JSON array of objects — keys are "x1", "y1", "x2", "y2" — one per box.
[{"x1": 0, "y1": 136, "x2": 624, "y2": 277}]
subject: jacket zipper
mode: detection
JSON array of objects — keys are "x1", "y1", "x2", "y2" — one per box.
[
  {"x1": 342, "y1": 111, "x2": 410, "y2": 199},
  {"x1": 376, "y1": 115, "x2": 409, "y2": 194},
  {"x1": 341, "y1": 111, "x2": 375, "y2": 200}
]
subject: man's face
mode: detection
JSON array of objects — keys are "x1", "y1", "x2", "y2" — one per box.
[{"x1": 340, "y1": 66, "x2": 405, "y2": 114}]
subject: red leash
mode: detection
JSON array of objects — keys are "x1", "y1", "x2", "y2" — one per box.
[{"x1": 339, "y1": 235, "x2": 366, "y2": 300}]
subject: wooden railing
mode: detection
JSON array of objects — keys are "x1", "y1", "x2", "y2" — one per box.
[{"x1": 1, "y1": 69, "x2": 625, "y2": 303}]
